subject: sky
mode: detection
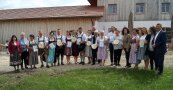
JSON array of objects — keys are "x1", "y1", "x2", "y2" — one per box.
[{"x1": 0, "y1": 0, "x2": 90, "y2": 10}]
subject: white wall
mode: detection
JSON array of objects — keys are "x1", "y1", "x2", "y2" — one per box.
[{"x1": 95, "y1": 20, "x2": 171, "y2": 35}]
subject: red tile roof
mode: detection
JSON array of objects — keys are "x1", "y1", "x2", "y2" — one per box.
[{"x1": 0, "y1": 6, "x2": 104, "y2": 20}]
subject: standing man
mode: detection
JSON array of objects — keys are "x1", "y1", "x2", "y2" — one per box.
[
  {"x1": 153, "y1": 23, "x2": 167, "y2": 75},
  {"x1": 108, "y1": 26, "x2": 116, "y2": 66},
  {"x1": 19, "y1": 32, "x2": 29, "y2": 70},
  {"x1": 91, "y1": 27, "x2": 98, "y2": 65},
  {"x1": 77, "y1": 27, "x2": 86, "y2": 65},
  {"x1": 55, "y1": 29, "x2": 65, "y2": 66},
  {"x1": 36, "y1": 31, "x2": 49, "y2": 68}
]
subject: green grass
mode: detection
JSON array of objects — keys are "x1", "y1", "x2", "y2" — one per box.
[{"x1": 0, "y1": 68, "x2": 173, "y2": 90}]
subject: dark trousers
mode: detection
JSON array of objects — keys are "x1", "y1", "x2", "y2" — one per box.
[
  {"x1": 109, "y1": 43, "x2": 114, "y2": 64},
  {"x1": 114, "y1": 49, "x2": 122, "y2": 65},
  {"x1": 148, "y1": 51, "x2": 155, "y2": 70},
  {"x1": 154, "y1": 53, "x2": 164, "y2": 74},
  {"x1": 92, "y1": 48, "x2": 98, "y2": 64},
  {"x1": 54, "y1": 46, "x2": 64, "y2": 64},
  {"x1": 21, "y1": 51, "x2": 28, "y2": 68},
  {"x1": 124, "y1": 48, "x2": 131, "y2": 67}
]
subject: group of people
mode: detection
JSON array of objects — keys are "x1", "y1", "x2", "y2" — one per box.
[{"x1": 7, "y1": 23, "x2": 167, "y2": 75}]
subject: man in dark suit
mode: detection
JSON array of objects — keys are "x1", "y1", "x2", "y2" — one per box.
[{"x1": 153, "y1": 23, "x2": 167, "y2": 75}]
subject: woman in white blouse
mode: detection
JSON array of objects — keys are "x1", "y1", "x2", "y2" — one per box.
[
  {"x1": 113, "y1": 30, "x2": 123, "y2": 66},
  {"x1": 137, "y1": 27, "x2": 149, "y2": 69},
  {"x1": 97, "y1": 31, "x2": 108, "y2": 66}
]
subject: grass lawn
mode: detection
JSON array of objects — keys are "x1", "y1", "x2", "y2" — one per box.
[{"x1": 0, "y1": 68, "x2": 173, "y2": 90}]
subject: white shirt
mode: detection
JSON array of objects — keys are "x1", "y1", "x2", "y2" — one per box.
[
  {"x1": 97, "y1": 36, "x2": 108, "y2": 47},
  {"x1": 85, "y1": 35, "x2": 92, "y2": 42},
  {"x1": 36, "y1": 36, "x2": 48, "y2": 44},
  {"x1": 108, "y1": 32, "x2": 115, "y2": 43},
  {"x1": 114, "y1": 35, "x2": 123, "y2": 50},
  {"x1": 139, "y1": 35, "x2": 147, "y2": 47},
  {"x1": 154, "y1": 30, "x2": 162, "y2": 45},
  {"x1": 149, "y1": 35, "x2": 154, "y2": 51},
  {"x1": 56, "y1": 35, "x2": 66, "y2": 43},
  {"x1": 77, "y1": 32, "x2": 86, "y2": 45}
]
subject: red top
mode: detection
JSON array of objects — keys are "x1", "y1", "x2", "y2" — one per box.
[{"x1": 8, "y1": 41, "x2": 22, "y2": 54}]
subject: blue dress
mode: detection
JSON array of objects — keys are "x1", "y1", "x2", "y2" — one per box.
[{"x1": 47, "y1": 38, "x2": 56, "y2": 64}]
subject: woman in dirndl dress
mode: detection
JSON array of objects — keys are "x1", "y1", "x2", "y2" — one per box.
[
  {"x1": 85, "y1": 30, "x2": 92, "y2": 64},
  {"x1": 8, "y1": 35, "x2": 22, "y2": 72},
  {"x1": 47, "y1": 31, "x2": 56, "y2": 67},
  {"x1": 129, "y1": 29, "x2": 140, "y2": 69},
  {"x1": 137, "y1": 27, "x2": 149, "y2": 69},
  {"x1": 65, "y1": 31, "x2": 72, "y2": 65},
  {"x1": 97, "y1": 31, "x2": 108, "y2": 66},
  {"x1": 28, "y1": 34, "x2": 39, "y2": 69},
  {"x1": 72, "y1": 31, "x2": 79, "y2": 64}
]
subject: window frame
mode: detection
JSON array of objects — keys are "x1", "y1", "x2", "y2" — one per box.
[
  {"x1": 108, "y1": 4, "x2": 117, "y2": 14},
  {"x1": 136, "y1": 3, "x2": 145, "y2": 14},
  {"x1": 161, "y1": 3, "x2": 170, "y2": 13}
]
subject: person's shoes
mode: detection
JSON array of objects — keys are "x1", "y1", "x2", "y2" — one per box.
[
  {"x1": 61, "y1": 63, "x2": 64, "y2": 65},
  {"x1": 79, "y1": 62, "x2": 82, "y2": 64},
  {"x1": 117, "y1": 64, "x2": 121, "y2": 67},
  {"x1": 91, "y1": 63, "x2": 95, "y2": 65},
  {"x1": 157, "y1": 72, "x2": 162, "y2": 76},
  {"x1": 16, "y1": 69, "x2": 20, "y2": 73},
  {"x1": 25, "y1": 67, "x2": 28, "y2": 69},
  {"x1": 110, "y1": 63, "x2": 114, "y2": 66},
  {"x1": 125, "y1": 65, "x2": 131, "y2": 68},
  {"x1": 46, "y1": 65, "x2": 50, "y2": 68},
  {"x1": 82, "y1": 62, "x2": 85, "y2": 65},
  {"x1": 21, "y1": 67, "x2": 24, "y2": 70},
  {"x1": 40, "y1": 65, "x2": 44, "y2": 68},
  {"x1": 51, "y1": 64, "x2": 53, "y2": 67},
  {"x1": 34, "y1": 67, "x2": 37, "y2": 69}
]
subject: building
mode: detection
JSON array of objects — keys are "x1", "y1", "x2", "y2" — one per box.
[
  {"x1": 0, "y1": 0, "x2": 173, "y2": 44},
  {"x1": 0, "y1": 1, "x2": 104, "y2": 43},
  {"x1": 92, "y1": 0, "x2": 173, "y2": 31},
  {"x1": 92, "y1": 0, "x2": 173, "y2": 44}
]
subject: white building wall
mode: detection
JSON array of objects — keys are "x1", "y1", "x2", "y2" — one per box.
[{"x1": 95, "y1": 20, "x2": 171, "y2": 35}]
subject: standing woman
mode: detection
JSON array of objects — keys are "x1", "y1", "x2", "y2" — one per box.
[
  {"x1": 47, "y1": 31, "x2": 56, "y2": 67},
  {"x1": 137, "y1": 27, "x2": 149, "y2": 69},
  {"x1": 113, "y1": 30, "x2": 123, "y2": 66},
  {"x1": 145, "y1": 27, "x2": 156, "y2": 70},
  {"x1": 129, "y1": 29, "x2": 140, "y2": 69},
  {"x1": 85, "y1": 30, "x2": 92, "y2": 64},
  {"x1": 72, "y1": 31, "x2": 79, "y2": 64},
  {"x1": 97, "y1": 31, "x2": 108, "y2": 66},
  {"x1": 8, "y1": 35, "x2": 22, "y2": 72},
  {"x1": 122, "y1": 27, "x2": 131, "y2": 68},
  {"x1": 28, "y1": 34, "x2": 39, "y2": 69},
  {"x1": 65, "y1": 31, "x2": 72, "y2": 65}
]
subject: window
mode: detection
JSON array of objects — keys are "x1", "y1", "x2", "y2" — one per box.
[
  {"x1": 108, "y1": 4, "x2": 117, "y2": 14},
  {"x1": 136, "y1": 3, "x2": 145, "y2": 13},
  {"x1": 162, "y1": 3, "x2": 170, "y2": 12}
]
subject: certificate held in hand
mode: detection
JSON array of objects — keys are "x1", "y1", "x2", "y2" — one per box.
[
  {"x1": 67, "y1": 41, "x2": 72, "y2": 48},
  {"x1": 33, "y1": 46, "x2": 38, "y2": 52}
]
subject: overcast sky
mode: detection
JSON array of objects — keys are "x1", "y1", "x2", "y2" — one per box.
[{"x1": 0, "y1": 0, "x2": 90, "y2": 10}]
